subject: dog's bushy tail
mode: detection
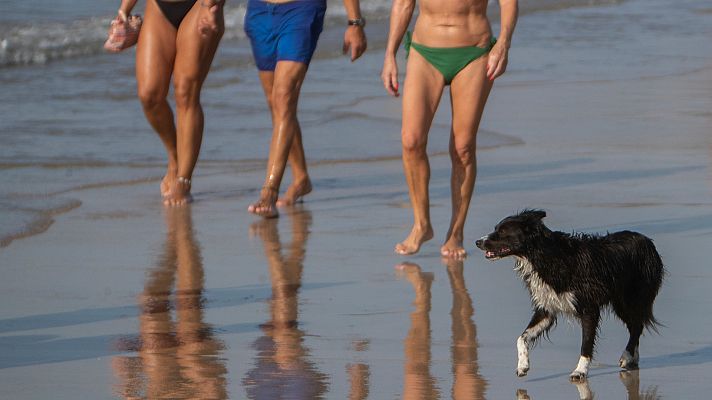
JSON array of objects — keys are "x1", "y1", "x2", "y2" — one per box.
[{"x1": 635, "y1": 234, "x2": 666, "y2": 334}]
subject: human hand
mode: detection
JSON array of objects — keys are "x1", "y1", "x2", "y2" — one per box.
[
  {"x1": 198, "y1": 0, "x2": 222, "y2": 37},
  {"x1": 343, "y1": 26, "x2": 367, "y2": 61},
  {"x1": 381, "y1": 56, "x2": 399, "y2": 97},
  {"x1": 486, "y1": 41, "x2": 509, "y2": 81}
]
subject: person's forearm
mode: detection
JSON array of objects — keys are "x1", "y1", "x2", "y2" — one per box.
[
  {"x1": 385, "y1": 0, "x2": 415, "y2": 58},
  {"x1": 342, "y1": 0, "x2": 362, "y2": 20},
  {"x1": 118, "y1": 0, "x2": 138, "y2": 16},
  {"x1": 497, "y1": 0, "x2": 518, "y2": 48}
]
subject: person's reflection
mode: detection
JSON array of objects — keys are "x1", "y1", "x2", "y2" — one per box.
[
  {"x1": 445, "y1": 259, "x2": 487, "y2": 400},
  {"x1": 347, "y1": 339, "x2": 371, "y2": 400},
  {"x1": 396, "y1": 262, "x2": 440, "y2": 399},
  {"x1": 112, "y1": 207, "x2": 227, "y2": 399},
  {"x1": 243, "y1": 209, "x2": 328, "y2": 399}
]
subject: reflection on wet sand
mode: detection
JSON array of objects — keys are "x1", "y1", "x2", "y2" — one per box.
[
  {"x1": 242, "y1": 209, "x2": 329, "y2": 399},
  {"x1": 619, "y1": 370, "x2": 661, "y2": 400},
  {"x1": 396, "y1": 260, "x2": 487, "y2": 399},
  {"x1": 347, "y1": 339, "x2": 371, "y2": 400},
  {"x1": 516, "y1": 370, "x2": 660, "y2": 400},
  {"x1": 397, "y1": 262, "x2": 440, "y2": 399},
  {"x1": 112, "y1": 207, "x2": 227, "y2": 399},
  {"x1": 446, "y1": 259, "x2": 487, "y2": 400}
]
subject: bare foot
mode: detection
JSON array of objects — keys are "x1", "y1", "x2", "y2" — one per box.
[
  {"x1": 441, "y1": 236, "x2": 467, "y2": 259},
  {"x1": 248, "y1": 186, "x2": 279, "y2": 218},
  {"x1": 164, "y1": 177, "x2": 193, "y2": 206},
  {"x1": 276, "y1": 178, "x2": 312, "y2": 207},
  {"x1": 160, "y1": 168, "x2": 177, "y2": 198},
  {"x1": 395, "y1": 225, "x2": 433, "y2": 255}
]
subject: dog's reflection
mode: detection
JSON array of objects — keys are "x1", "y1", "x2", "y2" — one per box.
[
  {"x1": 396, "y1": 260, "x2": 486, "y2": 399},
  {"x1": 516, "y1": 370, "x2": 660, "y2": 400},
  {"x1": 112, "y1": 207, "x2": 227, "y2": 399},
  {"x1": 243, "y1": 210, "x2": 328, "y2": 399},
  {"x1": 619, "y1": 370, "x2": 661, "y2": 400}
]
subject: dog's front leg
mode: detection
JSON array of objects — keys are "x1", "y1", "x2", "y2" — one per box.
[
  {"x1": 517, "y1": 309, "x2": 555, "y2": 377},
  {"x1": 570, "y1": 310, "x2": 600, "y2": 382}
]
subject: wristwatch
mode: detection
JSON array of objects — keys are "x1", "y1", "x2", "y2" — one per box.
[{"x1": 347, "y1": 18, "x2": 366, "y2": 27}]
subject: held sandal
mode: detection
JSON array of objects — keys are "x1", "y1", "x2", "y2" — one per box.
[{"x1": 104, "y1": 10, "x2": 142, "y2": 53}]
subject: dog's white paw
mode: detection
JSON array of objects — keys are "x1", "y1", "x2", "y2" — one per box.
[
  {"x1": 516, "y1": 367, "x2": 529, "y2": 377},
  {"x1": 569, "y1": 370, "x2": 587, "y2": 382},
  {"x1": 618, "y1": 350, "x2": 639, "y2": 370}
]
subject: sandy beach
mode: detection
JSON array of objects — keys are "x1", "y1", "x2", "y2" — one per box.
[{"x1": 2, "y1": 0, "x2": 712, "y2": 398}]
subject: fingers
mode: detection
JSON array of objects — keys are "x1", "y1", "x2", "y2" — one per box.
[
  {"x1": 487, "y1": 54, "x2": 507, "y2": 81},
  {"x1": 381, "y1": 71, "x2": 399, "y2": 97},
  {"x1": 343, "y1": 40, "x2": 366, "y2": 61},
  {"x1": 351, "y1": 43, "x2": 365, "y2": 61}
]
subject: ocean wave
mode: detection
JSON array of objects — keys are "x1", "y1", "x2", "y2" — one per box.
[
  {"x1": 0, "y1": 4, "x2": 248, "y2": 68},
  {"x1": 0, "y1": 0, "x2": 621, "y2": 68}
]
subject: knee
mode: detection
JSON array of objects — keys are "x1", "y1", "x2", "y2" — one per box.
[
  {"x1": 401, "y1": 132, "x2": 427, "y2": 155},
  {"x1": 452, "y1": 143, "x2": 476, "y2": 166},
  {"x1": 271, "y1": 84, "x2": 298, "y2": 117},
  {"x1": 173, "y1": 76, "x2": 201, "y2": 109},
  {"x1": 138, "y1": 86, "x2": 167, "y2": 111}
]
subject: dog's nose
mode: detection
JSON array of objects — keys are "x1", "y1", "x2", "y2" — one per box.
[{"x1": 475, "y1": 239, "x2": 483, "y2": 248}]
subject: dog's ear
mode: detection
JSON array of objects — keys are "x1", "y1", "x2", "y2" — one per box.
[{"x1": 520, "y1": 209, "x2": 546, "y2": 221}]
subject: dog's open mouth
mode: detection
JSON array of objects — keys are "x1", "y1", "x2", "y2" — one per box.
[{"x1": 485, "y1": 247, "x2": 511, "y2": 259}]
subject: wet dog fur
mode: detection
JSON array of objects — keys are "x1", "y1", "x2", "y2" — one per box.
[{"x1": 475, "y1": 210, "x2": 664, "y2": 381}]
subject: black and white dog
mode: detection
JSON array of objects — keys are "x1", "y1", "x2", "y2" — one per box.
[{"x1": 475, "y1": 210, "x2": 664, "y2": 381}]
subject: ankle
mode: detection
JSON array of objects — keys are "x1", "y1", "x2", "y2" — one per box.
[
  {"x1": 413, "y1": 223, "x2": 433, "y2": 234},
  {"x1": 261, "y1": 185, "x2": 278, "y2": 200}
]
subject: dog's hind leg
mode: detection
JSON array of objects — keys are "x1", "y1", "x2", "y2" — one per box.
[
  {"x1": 570, "y1": 310, "x2": 600, "y2": 382},
  {"x1": 517, "y1": 309, "x2": 556, "y2": 377},
  {"x1": 619, "y1": 322, "x2": 642, "y2": 370}
]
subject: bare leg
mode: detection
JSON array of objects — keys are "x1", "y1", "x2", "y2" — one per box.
[
  {"x1": 441, "y1": 55, "x2": 493, "y2": 258},
  {"x1": 165, "y1": 1, "x2": 224, "y2": 205},
  {"x1": 395, "y1": 50, "x2": 445, "y2": 255},
  {"x1": 136, "y1": 0, "x2": 178, "y2": 198},
  {"x1": 256, "y1": 71, "x2": 312, "y2": 208},
  {"x1": 249, "y1": 61, "x2": 309, "y2": 218}
]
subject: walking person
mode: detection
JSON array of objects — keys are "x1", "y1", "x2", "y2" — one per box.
[
  {"x1": 382, "y1": 0, "x2": 518, "y2": 257},
  {"x1": 112, "y1": 0, "x2": 225, "y2": 205},
  {"x1": 245, "y1": 0, "x2": 367, "y2": 218}
]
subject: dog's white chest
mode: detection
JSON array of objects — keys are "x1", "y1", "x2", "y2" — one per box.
[{"x1": 515, "y1": 258, "x2": 577, "y2": 315}]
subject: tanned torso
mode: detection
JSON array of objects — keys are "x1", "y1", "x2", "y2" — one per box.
[{"x1": 413, "y1": 0, "x2": 491, "y2": 48}]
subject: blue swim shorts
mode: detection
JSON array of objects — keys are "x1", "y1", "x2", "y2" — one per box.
[{"x1": 244, "y1": 0, "x2": 327, "y2": 71}]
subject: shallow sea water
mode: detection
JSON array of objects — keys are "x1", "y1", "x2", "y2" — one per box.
[{"x1": 2, "y1": 0, "x2": 712, "y2": 398}]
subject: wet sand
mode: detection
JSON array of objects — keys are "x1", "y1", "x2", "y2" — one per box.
[{"x1": 2, "y1": 0, "x2": 712, "y2": 398}]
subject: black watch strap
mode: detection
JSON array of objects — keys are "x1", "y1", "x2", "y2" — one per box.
[{"x1": 347, "y1": 18, "x2": 366, "y2": 27}]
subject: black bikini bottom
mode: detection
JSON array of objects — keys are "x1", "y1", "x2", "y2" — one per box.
[{"x1": 156, "y1": 0, "x2": 198, "y2": 29}]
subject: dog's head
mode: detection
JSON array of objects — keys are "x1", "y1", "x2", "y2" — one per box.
[{"x1": 475, "y1": 210, "x2": 548, "y2": 260}]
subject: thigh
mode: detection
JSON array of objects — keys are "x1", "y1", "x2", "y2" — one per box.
[
  {"x1": 274, "y1": 2, "x2": 326, "y2": 66},
  {"x1": 258, "y1": 71, "x2": 275, "y2": 108},
  {"x1": 272, "y1": 61, "x2": 308, "y2": 99},
  {"x1": 173, "y1": 1, "x2": 224, "y2": 86},
  {"x1": 136, "y1": 0, "x2": 177, "y2": 95},
  {"x1": 402, "y1": 50, "x2": 446, "y2": 144},
  {"x1": 449, "y1": 56, "x2": 493, "y2": 148}
]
